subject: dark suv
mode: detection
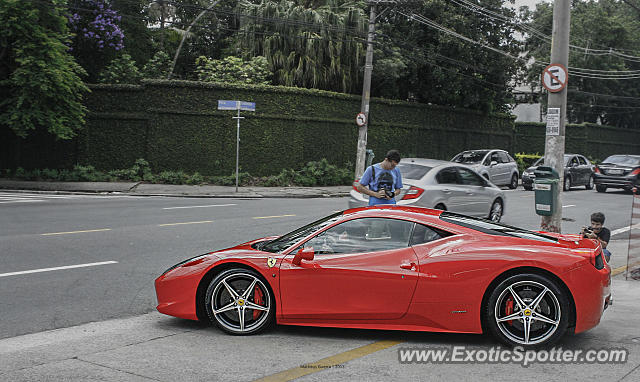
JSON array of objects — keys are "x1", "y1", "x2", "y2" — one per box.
[{"x1": 594, "y1": 154, "x2": 640, "y2": 193}]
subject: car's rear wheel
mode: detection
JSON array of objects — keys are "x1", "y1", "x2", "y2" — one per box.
[
  {"x1": 523, "y1": 185, "x2": 533, "y2": 191},
  {"x1": 586, "y1": 175, "x2": 594, "y2": 190},
  {"x1": 509, "y1": 174, "x2": 518, "y2": 189},
  {"x1": 563, "y1": 176, "x2": 571, "y2": 191},
  {"x1": 489, "y1": 199, "x2": 503, "y2": 222},
  {"x1": 596, "y1": 184, "x2": 607, "y2": 193},
  {"x1": 486, "y1": 273, "x2": 569, "y2": 347},
  {"x1": 205, "y1": 268, "x2": 274, "y2": 335}
]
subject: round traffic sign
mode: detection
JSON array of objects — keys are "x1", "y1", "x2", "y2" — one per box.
[
  {"x1": 541, "y1": 64, "x2": 568, "y2": 93},
  {"x1": 356, "y1": 112, "x2": 367, "y2": 127}
]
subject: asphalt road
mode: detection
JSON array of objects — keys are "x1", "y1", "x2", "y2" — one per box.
[{"x1": 0, "y1": 187, "x2": 635, "y2": 339}]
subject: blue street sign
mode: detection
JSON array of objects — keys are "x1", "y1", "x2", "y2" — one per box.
[
  {"x1": 217, "y1": 100, "x2": 238, "y2": 110},
  {"x1": 239, "y1": 101, "x2": 256, "y2": 112},
  {"x1": 217, "y1": 100, "x2": 256, "y2": 111}
]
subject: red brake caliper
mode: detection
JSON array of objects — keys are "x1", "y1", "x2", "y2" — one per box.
[
  {"x1": 505, "y1": 297, "x2": 514, "y2": 325},
  {"x1": 252, "y1": 286, "x2": 264, "y2": 320}
]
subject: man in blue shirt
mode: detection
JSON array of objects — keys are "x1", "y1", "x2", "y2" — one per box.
[{"x1": 356, "y1": 149, "x2": 403, "y2": 206}]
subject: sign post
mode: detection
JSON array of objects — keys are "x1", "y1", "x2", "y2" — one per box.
[{"x1": 217, "y1": 100, "x2": 256, "y2": 192}]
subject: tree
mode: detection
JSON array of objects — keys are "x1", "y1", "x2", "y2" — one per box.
[
  {"x1": 98, "y1": 53, "x2": 143, "y2": 83},
  {"x1": 142, "y1": 51, "x2": 172, "y2": 78},
  {"x1": 523, "y1": 0, "x2": 640, "y2": 128},
  {"x1": 232, "y1": 0, "x2": 367, "y2": 93},
  {"x1": 373, "y1": 0, "x2": 521, "y2": 112},
  {"x1": 195, "y1": 55, "x2": 272, "y2": 84},
  {"x1": 0, "y1": 0, "x2": 89, "y2": 139}
]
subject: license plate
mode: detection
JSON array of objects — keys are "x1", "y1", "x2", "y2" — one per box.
[{"x1": 608, "y1": 169, "x2": 623, "y2": 175}]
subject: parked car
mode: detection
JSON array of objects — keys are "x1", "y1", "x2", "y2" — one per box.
[
  {"x1": 451, "y1": 149, "x2": 519, "y2": 189},
  {"x1": 521, "y1": 154, "x2": 595, "y2": 191},
  {"x1": 594, "y1": 154, "x2": 640, "y2": 193},
  {"x1": 349, "y1": 158, "x2": 506, "y2": 221},
  {"x1": 155, "y1": 205, "x2": 611, "y2": 347}
]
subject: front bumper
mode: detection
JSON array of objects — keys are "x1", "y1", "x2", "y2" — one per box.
[
  {"x1": 521, "y1": 174, "x2": 534, "y2": 187},
  {"x1": 594, "y1": 174, "x2": 639, "y2": 189}
]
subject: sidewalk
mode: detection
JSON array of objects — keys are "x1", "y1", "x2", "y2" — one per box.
[
  {"x1": 1, "y1": 278, "x2": 638, "y2": 381},
  {"x1": 0, "y1": 180, "x2": 352, "y2": 198}
]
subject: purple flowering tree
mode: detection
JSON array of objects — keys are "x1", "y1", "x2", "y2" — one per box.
[{"x1": 67, "y1": 0, "x2": 125, "y2": 81}]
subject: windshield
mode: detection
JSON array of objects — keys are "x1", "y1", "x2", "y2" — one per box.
[
  {"x1": 532, "y1": 155, "x2": 571, "y2": 167},
  {"x1": 259, "y1": 212, "x2": 343, "y2": 253},
  {"x1": 602, "y1": 155, "x2": 640, "y2": 166},
  {"x1": 396, "y1": 163, "x2": 432, "y2": 179},
  {"x1": 440, "y1": 212, "x2": 558, "y2": 243},
  {"x1": 452, "y1": 151, "x2": 489, "y2": 164}
]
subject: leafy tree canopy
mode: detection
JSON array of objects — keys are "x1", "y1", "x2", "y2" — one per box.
[
  {"x1": 195, "y1": 55, "x2": 272, "y2": 84},
  {"x1": 0, "y1": 0, "x2": 89, "y2": 139}
]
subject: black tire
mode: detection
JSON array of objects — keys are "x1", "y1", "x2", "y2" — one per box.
[
  {"x1": 204, "y1": 268, "x2": 275, "y2": 335},
  {"x1": 434, "y1": 203, "x2": 447, "y2": 211},
  {"x1": 488, "y1": 199, "x2": 503, "y2": 222},
  {"x1": 509, "y1": 174, "x2": 518, "y2": 189},
  {"x1": 485, "y1": 273, "x2": 569, "y2": 348},
  {"x1": 563, "y1": 176, "x2": 571, "y2": 191},
  {"x1": 523, "y1": 185, "x2": 533, "y2": 191},
  {"x1": 596, "y1": 184, "x2": 607, "y2": 193},
  {"x1": 586, "y1": 175, "x2": 594, "y2": 190}
]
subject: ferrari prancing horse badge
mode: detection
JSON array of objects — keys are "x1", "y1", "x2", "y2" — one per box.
[{"x1": 267, "y1": 257, "x2": 276, "y2": 268}]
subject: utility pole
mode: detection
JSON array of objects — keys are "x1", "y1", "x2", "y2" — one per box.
[
  {"x1": 355, "y1": 1, "x2": 377, "y2": 179},
  {"x1": 541, "y1": 0, "x2": 571, "y2": 233}
]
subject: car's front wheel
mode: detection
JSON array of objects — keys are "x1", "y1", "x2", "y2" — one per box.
[
  {"x1": 489, "y1": 199, "x2": 503, "y2": 222},
  {"x1": 596, "y1": 184, "x2": 607, "y2": 193},
  {"x1": 563, "y1": 176, "x2": 571, "y2": 191},
  {"x1": 486, "y1": 273, "x2": 569, "y2": 347},
  {"x1": 205, "y1": 268, "x2": 274, "y2": 335}
]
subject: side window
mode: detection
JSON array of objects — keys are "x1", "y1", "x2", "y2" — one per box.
[
  {"x1": 303, "y1": 218, "x2": 414, "y2": 255},
  {"x1": 483, "y1": 155, "x2": 491, "y2": 166},
  {"x1": 498, "y1": 152, "x2": 510, "y2": 163},
  {"x1": 570, "y1": 157, "x2": 579, "y2": 167},
  {"x1": 490, "y1": 152, "x2": 500, "y2": 163},
  {"x1": 436, "y1": 167, "x2": 459, "y2": 184},
  {"x1": 410, "y1": 224, "x2": 451, "y2": 245},
  {"x1": 507, "y1": 154, "x2": 516, "y2": 163},
  {"x1": 458, "y1": 167, "x2": 484, "y2": 186},
  {"x1": 578, "y1": 156, "x2": 588, "y2": 165}
]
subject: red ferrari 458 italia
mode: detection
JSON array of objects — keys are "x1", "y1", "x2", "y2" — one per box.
[{"x1": 155, "y1": 205, "x2": 611, "y2": 347}]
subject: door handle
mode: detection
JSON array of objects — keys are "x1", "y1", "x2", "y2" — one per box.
[
  {"x1": 465, "y1": 191, "x2": 473, "y2": 195},
  {"x1": 442, "y1": 189, "x2": 452, "y2": 194},
  {"x1": 400, "y1": 262, "x2": 417, "y2": 271}
]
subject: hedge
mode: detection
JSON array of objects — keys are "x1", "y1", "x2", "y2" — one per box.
[{"x1": 2, "y1": 80, "x2": 639, "y2": 176}]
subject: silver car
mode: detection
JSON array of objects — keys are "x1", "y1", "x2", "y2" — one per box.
[
  {"x1": 451, "y1": 149, "x2": 519, "y2": 189},
  {"x1": 349, "y1": 158, "x2": 506, "y2": 221}
]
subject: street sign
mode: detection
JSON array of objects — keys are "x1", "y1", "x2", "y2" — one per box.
[
  {"x1": 356, "y1": 112, "x2": 367, "y2": 127},
  {"x1": 218, "y1": 100, "x2": 256, "y2": 111},
  {"x1": 541, "y1": 64, "x2": 568, "y2": 93},
  {"x1": 545, "y1": 107, "x2": 560, "y2": 136}
]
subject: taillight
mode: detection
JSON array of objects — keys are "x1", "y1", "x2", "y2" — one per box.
[
  {"x1": 402, "y1": 186, "x2": 425, "y2": 200},
  {"x1": 594, "y1": 167, "x2": 600, "y2": 174},
  {"x1": 630, "y1": 168, "x2": 640, "y2": 175},
  {"x1": 352, "y1": 179, "x2": 359, "y2": 192}
]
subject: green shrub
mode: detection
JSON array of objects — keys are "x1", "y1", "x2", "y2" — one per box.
[
  {"x1": 515, "y1": 152, "x2": 542, "y2": 174},
  {"x1": 157, "y1": 170, "x2": 190, "y2": 184}
]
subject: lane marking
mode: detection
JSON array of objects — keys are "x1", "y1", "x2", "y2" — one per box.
[
  {"x1": 0, "y1": 199, "x2": 45, "y2": 204},
  {"x1": 158, "y1": 220, "x2": 213, "y2": 227},
  {"x1": 0, "y1": 261, "x2": 118, "y2": 278},
  {"x1": 41, "y1": 228, "x2": 112, "y2": 236},
  {"x1": 253, "y1": 340, "x2": 403, "y2": 382},
  {"x1": 253, "y1": 214, "x2": 296, "y2": 220},
  {"x1": 612, "y1": 265, "x2": 627, "y2": 277},
  {"x1": 562, "y1": 205, "x2": 575, "y2": 208},
  {"x1": 611, "y1": 223, "x2": 640, "y2": 237},
  {"x1": 162, "y1": 204, "x2": 237, "y2": 210}
]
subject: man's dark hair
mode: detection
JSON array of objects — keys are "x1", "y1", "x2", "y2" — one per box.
[
  {"x1": 591, "y1": 212, "x2": 605, "y2": 224},
  {"x1": 385, "y1": 149, "x2": 401, "y2": 163}
]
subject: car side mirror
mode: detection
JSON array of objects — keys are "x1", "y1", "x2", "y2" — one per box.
[
  {"x1": 292, "y1": 247, "x2": 315, "y2": 265},
  {"x1": 490, "y1": 160, "x2": 498, "y2": 166}
]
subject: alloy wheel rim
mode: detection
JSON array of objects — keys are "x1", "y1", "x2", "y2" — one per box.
[
  {"x1": 494, "y1": 280, "x2": 561, "y2": 345},
  {"x1": 211, "y1": 272, "x2": 271, "y2": 333},
  {"x1": 490, "y1": 202, "x2": 502, "y2": 222},
  {"x1": 511, "y1": 176, "x2": 517, "y2": 188},
  {"x1": 589, "y1": 177, "x2": 594, "y2": 188}
]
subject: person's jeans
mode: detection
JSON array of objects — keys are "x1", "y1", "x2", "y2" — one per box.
[{"x1": 603, "y1": 248, "x2": 611, "y2": 263}]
